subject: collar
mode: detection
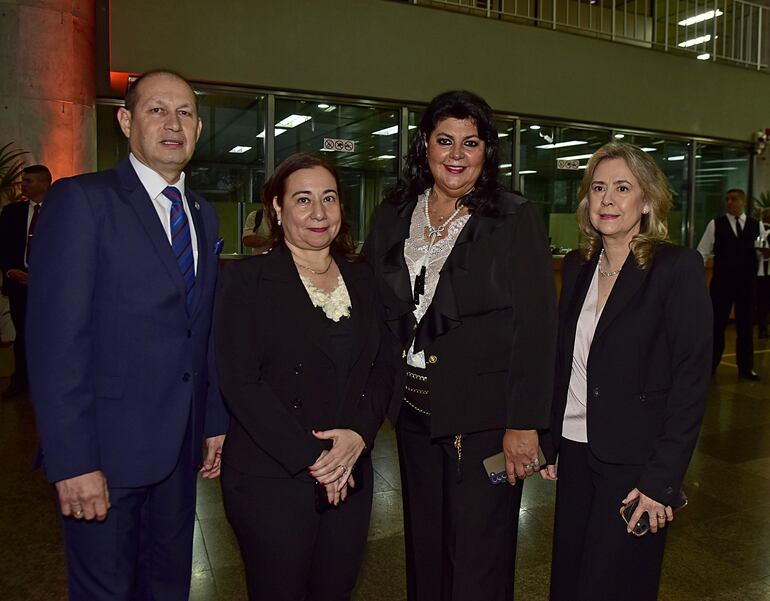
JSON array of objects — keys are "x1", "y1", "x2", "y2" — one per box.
[
  {"x1": 129, "y1": 153, "x2": 186, "y2": 202},
  {"x1": 726, "y1": 212, "x2": 746, "y2": 221}
]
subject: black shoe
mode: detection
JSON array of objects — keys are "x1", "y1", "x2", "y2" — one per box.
[
  {"x1": 739, "y1": 370, "x2": 761, "y2": 381},
  {"x1": 1, "y1": 382, "x2": 27, "y2": 399}
]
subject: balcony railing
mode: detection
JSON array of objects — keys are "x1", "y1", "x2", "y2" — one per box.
[{"x1": 402, "y1": 0, "x2": 769, "y2": 70}]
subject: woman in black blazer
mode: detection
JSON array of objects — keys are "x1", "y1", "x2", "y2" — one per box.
[
  {"x1": 540, "y1": 142, "x2": 712, "y2": 600},
  {"x1": 364, "y1": 91, "x2": 557, "y2": 601},
  {"x1": 215, "y1": 153, "x2": 391, "y2": 601}
]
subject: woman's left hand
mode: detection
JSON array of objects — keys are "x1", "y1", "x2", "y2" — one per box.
[
  {"x1": 309, "y1": 429, "x2": 366, "y2": 491},
  {"x1": 623, "y1": 488, "x2": 674, "y2": 534}
]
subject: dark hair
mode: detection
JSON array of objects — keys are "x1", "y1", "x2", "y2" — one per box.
[
  {"x1": 385, "y1": 90, "x2": 503, "y2": 215},
  {"x1": 22, "y1": 164, "x2": 52, "y2": 185},
  {"x1": 262, "y1": 153, "x2": 356, "y2": 258},
  {"x1": 726, "y1": 188, "x2": 746, "y2": 198},
  {"x1": 124, "y1": 69, "x2": 199, "y2": 114}
]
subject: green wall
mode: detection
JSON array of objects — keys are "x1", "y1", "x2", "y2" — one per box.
[{"x1": 110, "y1": 0, "x2": 767, "y2": 142}]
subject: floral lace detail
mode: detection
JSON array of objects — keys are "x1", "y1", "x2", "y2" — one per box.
[
  {"x1": 403, "y1": 189, "x2": 470, "y2": 367},
  {"x1": 299, "y1": 274, "x2": 352, "y2": 322}
]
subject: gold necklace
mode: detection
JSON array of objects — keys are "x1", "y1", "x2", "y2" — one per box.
[{"x1": 293, "y1": 256, "x2": 333, "y2": 275}]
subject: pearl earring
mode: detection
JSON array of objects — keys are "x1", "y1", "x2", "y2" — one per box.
[{"x1": 277, "y1": 219, "x2": 282, "y2": 226}]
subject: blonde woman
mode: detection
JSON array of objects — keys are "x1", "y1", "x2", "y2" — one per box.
[{"x1": 539, "y1": 142, "x2": 712, "y2": 601}]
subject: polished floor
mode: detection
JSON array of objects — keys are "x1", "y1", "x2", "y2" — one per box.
[{"x1": 2, "y1": 327, "x2": 770, "y2": 600}]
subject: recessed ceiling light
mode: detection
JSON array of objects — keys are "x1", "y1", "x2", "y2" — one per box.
[
  {"x1": 641, "y1": 147, "x2": 657, "y2": 152},
  {"x1": 536, "y1": 141, "x2": 587, "y2": 149},
  {"x1": 317, "y1": 103, "x2": 330, "y2": 109},
  {"x1": 275, "y1": 114, "x2": 312, "y2": 128},
  {"x1": 372, "y1": 125, "x2": 416, "y2": 136},
  {"x1": 667, "y1": 155, "x2": 686, "y2": 161},
  {"x1": 229, "y1": 146, "x2": 252, "y2": 154},
  {"x1": 697, "y1": 53, "x2": 711, "y2": 60},
  {"x1": 529, "y1": 125, "x2": 541, "y2": 130},
  {"x1": 372, "y1": 154, "x2": 396, "y2": 160},
  {"x1": 499, "y1": 163, "x2": 513, "y2": 169},
  {"x1": 614, "y1": 133, "x2": 625, "y2": 139},
  {"x1": 678, "y1": 34, "x2": 713, "y2": 48},
  {"x1": 519, "y1": 170, "x2": 537, "y2": 175},
  {"x1": 256, "y1": 128, "x2": 287, "y2": 138},
  {"x1": 678, "y1": 9, "x2": 722, "y2": 26},
  {"x1": 557, "y1": 153, "x2": 594, "y2": 161},
  {"x1": 498, "y1": 133, "x2": 509, "y2": 138}
]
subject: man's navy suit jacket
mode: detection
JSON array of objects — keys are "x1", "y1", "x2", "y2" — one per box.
[{"x1": 26, "y1": 158, "x2": 229, "y2": 487}]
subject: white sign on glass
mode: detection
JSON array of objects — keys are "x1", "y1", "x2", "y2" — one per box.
[{"x1": 323, "y1": 138, "x2": 356, "y2": 152}]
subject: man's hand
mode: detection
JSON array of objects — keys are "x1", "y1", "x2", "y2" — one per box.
[
  {"x1": 502, "y1": 429, "x2": 540, "y2": 483},
  {"x1": 6, "y1": 269, "x2": 28, "y2": 285},
  {"x1": 55, "y1": 470, "x2": 110, "y2": 521},
  {"x1": 200, "y1": 434, "x2": 226, "y2": 479}
]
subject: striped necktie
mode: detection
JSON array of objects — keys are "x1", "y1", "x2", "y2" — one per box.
[{"x1": 164, "y1": 186, "x2": 195, "y2": 308}]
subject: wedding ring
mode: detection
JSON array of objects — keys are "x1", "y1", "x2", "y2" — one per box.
[
  {"x1": 656, "y1": 514, "x2": 666, "y2": 520},
  {"x1": 338, "y1": 464, "x2": 348, "y2": 474}
]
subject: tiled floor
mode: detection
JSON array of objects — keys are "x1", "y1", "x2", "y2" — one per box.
[{"x1": 2, "y1": 327, "x2": 769, "y2": 600}]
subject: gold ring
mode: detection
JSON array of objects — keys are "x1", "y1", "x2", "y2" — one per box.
[
  {"x1": 74, "y1": 509, "x2": 83, "y2": 518},
  {"x1": 338, "y1": 464, "x2": 348, "y2": 474}
]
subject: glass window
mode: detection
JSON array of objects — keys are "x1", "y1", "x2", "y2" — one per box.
[
  {"x1": 613, "y1": 133, "x2": 690, "y2": 245},
  {"x1": 275, "y1": 99, "x2": 400, "y2": 244},
  {"x1": 497, "y1": 119, "x2": 515, "y2": 191},
  {"x1": 693, "y1": 144, "x2": 751, "y2": 246},
  {"x1": 186, "y1": 92, "x2": 266, "y2": 254},
  {"x1": 518, "y1": 123, "x2": 610, "y2": 253},
  {"x1": 95, "y1": 104, "x2": 128, "y2": 171}
]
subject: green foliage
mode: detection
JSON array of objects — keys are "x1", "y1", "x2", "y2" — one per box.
[
  {"x1": 0, "y1": 142, "x2": 28, "y2": 206},
  {"x1": 754, "y1": 191, "x2": 770, "y2": 219}
]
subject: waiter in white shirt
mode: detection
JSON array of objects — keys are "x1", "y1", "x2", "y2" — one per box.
[
  {"x1": 756, "y1": 208, "x2": 770, "y2": 339},
  {"x1": 697, "y1": 188, "x2": 762, "y2": 380}
]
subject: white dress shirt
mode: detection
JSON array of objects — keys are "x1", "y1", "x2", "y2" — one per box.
[
  {"x1": 696, "y1": 212, "x2": 767, "y2": 275},
  {"x1": 129, "y1": 153, "x2": 198, "y2": 273},
  {"x1": 24, "y1": 201, "x2": 43, "y2": 267}
]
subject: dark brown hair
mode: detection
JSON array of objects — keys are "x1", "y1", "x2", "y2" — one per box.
[
  {"x1": 262, "y1": 153, "x2": 356, "y2": 258},
  {"x1": 23, "y1": 164, "x2": 52, "y2": 185},
  {"x1": 124, "y1": 69, "x2": 199, "y2": 114}
]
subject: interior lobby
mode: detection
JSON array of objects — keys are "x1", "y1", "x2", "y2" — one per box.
[{"x1": 3, "y1": 0, "x2": 770, "y2": 599}]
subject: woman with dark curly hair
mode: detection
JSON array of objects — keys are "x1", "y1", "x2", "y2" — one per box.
[
  {"x1": 364, "y1": 90, "x2": 557, "y2": 600},
  {"x1": 539, "y1": 142, "x2": 712, "y2": 600}
]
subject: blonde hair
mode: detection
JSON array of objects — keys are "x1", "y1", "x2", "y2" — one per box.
[{"x1": 576, "y1": 142, "x2": 672, "y2": 269}]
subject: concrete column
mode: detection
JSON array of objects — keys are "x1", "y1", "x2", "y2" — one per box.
[{"x1": 0, "y1": 0, "x2": 96, "y2": 182}]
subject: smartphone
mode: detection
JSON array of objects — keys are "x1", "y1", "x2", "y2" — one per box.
[
  {"x1": 620, "y1": 491, "x2": 688, "y2": 536},
  {"x1": 482, "y1": 448, "x2": 546, "y2": 485}
]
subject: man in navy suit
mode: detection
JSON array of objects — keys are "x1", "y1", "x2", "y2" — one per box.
[
  {"x1": 26, "y1": 70, "x2": 228, "y2": 601},
  {"x1": 0, "y1": 164, "x2": 51, "y2": 398}
]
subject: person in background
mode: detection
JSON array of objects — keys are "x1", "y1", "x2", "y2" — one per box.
[
  {"x1": 364, "y1": 90, "x2": 556, "y2": 601},
  {"x1": 540, "y1": 142, "x2": 712, "y2": 601},
  {"x1": 215, "y1": 153, "x2": 392, "y2": 601},
  {"x1": 697, "y1": 188, "x2": 762, "y2": 379},
  {"x1": 241, "y1": 205, "x2": 271, "y2": 254},
  {"x1": 756, "y1": 207, "x2": 770, "y2": 339},
  {"x1": 26, "y1": 70, "x2": 228, "y2": 601},
  {"x1": 0, "y1": 164, "x2": 51, "y2": 398}
]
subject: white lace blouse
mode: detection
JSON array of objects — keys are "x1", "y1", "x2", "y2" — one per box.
[
  {"x1": 403, "y1": 189, "x2": 471, "y2": 368},
  {"x1": 299, "y1": 274, "x2": 352, "y2": 322}
]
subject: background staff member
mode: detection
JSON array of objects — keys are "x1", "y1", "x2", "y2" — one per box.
[
  {"x1": 540, "y1": 142, "x2": 712, "y2": 601},
  {"x1": 364, "y1": 90, "x2": 556, "y2": 601}
]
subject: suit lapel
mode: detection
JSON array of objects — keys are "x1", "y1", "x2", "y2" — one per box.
[
  {"x1": 186, "y1": 191, "x2": 208, "y2": 318},
  {"x1": 593, "y1": 251, "x2": 649, "y2": 343},
  {"x1": 116, "y1": 160, "x2": 187, "y2": 304},
  {"x1": 336, "y1": 256, "x2": 371, "y2": 370}
]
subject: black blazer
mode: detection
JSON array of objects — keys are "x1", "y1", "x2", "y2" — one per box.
[
  {"x1": 363, "y1": 191, "x2": 557, "y2": 438},
  {"x1": 214, "y1": 243, "x2": 391, "y2": 479},
  {"x1": 541, "y1": 244, "x2": 712, "y2": 506},
  {"x1": 0, "y1": 200, "x2": 30, "y2": 297}
]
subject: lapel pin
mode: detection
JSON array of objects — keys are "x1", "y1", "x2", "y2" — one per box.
[{"x1": 194, "y1": 201, "x2": 200, "y2": 210}]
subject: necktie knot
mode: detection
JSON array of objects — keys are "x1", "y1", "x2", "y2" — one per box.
[{"x1": 164, "y1": 186, "x2": 183, "y2": 206}]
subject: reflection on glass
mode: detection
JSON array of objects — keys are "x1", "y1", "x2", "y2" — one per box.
[
  {"x1": 186, "y1": 92, "x2": 266, "y2": 254},
  {"x1": 497, "y1": 120, "x2": 515, "y2": 191},
  {"x1": 614, "y1": 133, "x2": 690, "y2": 245},
  {"x1": 694, "y1": 144, "x2": 751, "y2": 245},
  {"x1": 519, "y1": 123, "x2": 609, "y2": 253},
  {"x1": 275, "y1": 99, "x2": 399, "y2": 243}
]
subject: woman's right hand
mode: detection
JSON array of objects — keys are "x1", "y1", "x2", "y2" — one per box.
[
  {"x1": 322, "y1": 473, "x2": 356, "y2": 506},
  {"x1": 539, "y1": 464, "x2": 558, "y2": 480}
]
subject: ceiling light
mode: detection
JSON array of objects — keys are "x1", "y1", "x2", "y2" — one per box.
[
  {"x1": 529, "y1": 125, "x2": 541, "y2": 130},
  {"x1": 372, "y1": 125, "x2": 416, "y2": 136},
  {"x1": 678, "y1": 9, "x2": 723, "y2": 26},
  {"x1": 256, "y1": 128, "x2": 287, "y2": 138},
  {"x1": 320, "y1": 148, "x2": 334, "y2": 152},
  {"x1": 704, "y1": 158, "x2": 749, "y2": 164},
  {"x1": 557, "y1": 153, "x2": 594, "y2": 161},
  {"x1": 678, "y1": 34, "x2": 712, "y2": 48},
  {"x1": 536, "y1": 140, "x2": 587, "y2": 149},
  {"x1": 641, "y1": 147, "x2": 657, "y2": 152},
  {"x1": 578, "y1": 165, "x2": 588, "y2": 170},
  {"x1": 697, "y1": 53, "x2": 711, "y2": 60},
  {"x1": 667, "y1": 155, "x2": 686, "y2": 161},
  {"x1": 614, "y1": 133, "x2": 625, "y2": 139},
  {"x1": 229, "y1": 146, "x2": 252, "y2": 154},
  {"x1": 697, "y1": 167, "x2": 738, "y2": 172},
  {"x1": 373, "y1": 154, "x2": 396, "y2": 160},
  {"x1": 275, "y1": 114, "x2": 312, "y2": 128},
  {"x1": 499, "y1": 163, "x2": 513, "y2": 169},
  {"x1": 519, "y1": 170, "x2": 537, "y2": 175},
  {"x1": 317, "y1": 103, "x2": 330, "y2": 109},
  {"x1": 498, "y1": 133, "x2": 509, "y2": 138},
  {"x1": 502, "y1": 172, "x2": 512, "y2": 176}
]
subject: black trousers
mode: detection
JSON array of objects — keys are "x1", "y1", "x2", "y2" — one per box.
[
  {"x1": 711, "y1": 275, "x2": 754, "y2": 373},
  {"x1": 757, "y1": 276, "x2": 770, "y2": 334},
  {"x1": 396, "y1": 405, "x2": 523, "y2": 601},
  {"x1": 221, "y1": 457, "x2": 373, "y2": 601},
  {"x1": 7, "y1": 289, "x2": 27, "y2": 388},
  {"x1": 550, "y1": 438, "x2": 668, "y2": 601}
]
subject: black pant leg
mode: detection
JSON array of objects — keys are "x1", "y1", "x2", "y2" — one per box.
[
  {"x1": 734, "y1": 281, "x2": 755, "y2": 373},
  {"x1": 710, "y1": 280, "x2": 733, "y2": 372},
  {"x1": 757, "y1": 276, "x2": 770, "y2": 333},
  {"x1": 396, "y1": 407, "x2": 445, "y2": 601}
]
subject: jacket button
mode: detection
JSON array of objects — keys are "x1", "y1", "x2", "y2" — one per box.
[
  {"x1": 292, "y1": 398, "x2": 303, "y2": 409},
  {"x1": 295, "y1": 363, "x2": 303, "y2": 375},
  {"x1": 370, "y1": 361, "x2": 375, "y2": 369},
  {"x1": 187, "y1": 329, "x2": 192, "y2": 338},
  {"x1": 428, "y1": 354, "x2": 438, "y2": 364},
  {"x1": 182, "y1": 372, "x2": 191, "y2": 382},
  {"x1": 402, "y1": 350, "x2": 407, "y2": 359},
  {"x1": 592, "y1": 387, "x2": 599, "y2": 397},
  {"x1": 665, "y1": 486, "x2": 673, "y2": 495},
  {"x1": 639, "y1": 394, "x2": 647, "y2": 402},
  {"x1": 413, "y1": 324, "x2": 417, "y2": 330},
  {"x1": 360, "y1": 391, "x2": 367, "y2": 399}
]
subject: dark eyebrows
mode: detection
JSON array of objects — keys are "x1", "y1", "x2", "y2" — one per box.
[
  {"x1": 433, "y1": 131, "x2": 480, "y2": 141},
  {"x1": 291, "y1": 189, "x2": 337, "y2": 197}
]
